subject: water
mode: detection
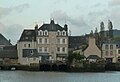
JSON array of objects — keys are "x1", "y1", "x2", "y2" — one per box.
[{"x1": 0, "y1": 71, "x2": 120, "y2": 82}]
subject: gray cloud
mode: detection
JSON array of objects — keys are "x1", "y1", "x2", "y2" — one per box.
[
  {"x1": 0, "y1": 22, "x2": 24, "y2": 44},
  {"x1": 0, "y1": 3, "x2": 29, "y2": 19},
  {"x1": 4, "y1": 24, "x2": 23, "y2": 44},
  {"x1": 109, "y1": 0, "x2": 120, "y2": 6},
  {"x1": 51, "y1": 10, "x2": 89, "y2": 27},
  {"x1": 50, "y1": 10, "x2": 90, "y2": 35}
]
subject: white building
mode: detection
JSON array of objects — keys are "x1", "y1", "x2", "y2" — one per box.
[
  {"x1": 102, "y1": 43, "x2": 117, "y2": 63},
  {"x1": 17, "y1": 19, "x2": 68, "y2": 65},
  {"x1": 36, "y1": 20, "x2": 68, "y2": 62}
]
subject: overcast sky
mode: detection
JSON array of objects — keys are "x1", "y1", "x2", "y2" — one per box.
[{"x1": 0, "y1": 0, "x2": 120, "y2": 44}]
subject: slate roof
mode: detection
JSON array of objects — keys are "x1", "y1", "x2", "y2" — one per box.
[
  {"x1": 87, "y1": 55, "x2": 100, "y2": 59},
  {"x1": 0, "y1": 33, "x2": 11, "y2": 45},
  {"x1": 39, "y1": 20, "x2": 67, "y2": 31},
  {"x1": 19, "y1": 30, "x2": 36, "y2": 41}
]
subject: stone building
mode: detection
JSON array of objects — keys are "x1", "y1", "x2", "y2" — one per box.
[
  {"x1": 83, "y1": 32, "x2": 101, "y2": 62},
  {"x1": 17, "y1": 19, "x2": 68, "y2": 65},
  {"x1": 36, "y1": 20, "x2": 68, "y2": 62},
  {"x1": 17, "y1": 29, "x2": 38, "y2": 65},
  {"x1": 102, "y1": 43, "x2": 117, "y2": 63}
]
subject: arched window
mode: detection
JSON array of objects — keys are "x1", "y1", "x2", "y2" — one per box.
[
  {"x1": 39, "y1": 30, "x2": 43, "y2": 35},
  {"x1": 44, "y1": 30, "x2": 48, "y2": 36},
  {"x1": 57, "y1": 30, "x2": 61, "y2": 36},
  {"x1": 62, "y1": 30, "x2": 66, "y2": 36}
]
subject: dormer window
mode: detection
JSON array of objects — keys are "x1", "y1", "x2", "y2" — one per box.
[
  {"x1": 62, "y1": 30, "x2": 66, "y2": 36},
  {"x1": 44, "y1": 30, "x2": 48, "y2": 36},
  {"x1": 57, "y1": 30, "x2": 61, "y2": 36},
  {"x1": 25, "y1": 37, "x2": 28, "y2": 39},
  {"x1": 39, "y1": 30, "x2": 43, "y2": 36}
]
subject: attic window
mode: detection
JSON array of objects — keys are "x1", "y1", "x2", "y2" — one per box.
[
  {"x1": 62, "y1": 31, "x2": 66, "y2": 36},
  {"x1": 44, "y1": 30, "x2": 48, "y2": 35},
  {"x1": 25, "y1": 37, "x2": 28, "y2": 39},
  {"x1": 57, "y1": 30, "x2": 61, "y2": 36},
  {"x1": 39, "y1": 30, "x2": 43, "y2": 35}
]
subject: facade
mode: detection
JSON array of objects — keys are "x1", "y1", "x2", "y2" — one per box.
[
  {"x1": 17, "y1": 30, "x2": 38, "y2": 65},
  {"x1": 84, "y1": 33, "x2": 101, "y2": 62},
  {"x1": 36, "y1": 20, "x2": 68, "y2": 62},
  {"x1": 17, "y1": 19, "x2": 68, "y2": 65},
  {"x1": 102, "y1": 43, "x2": 117, "y2": 63}
]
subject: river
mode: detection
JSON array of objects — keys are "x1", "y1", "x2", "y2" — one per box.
[{"x1": 0, "y1": 71, "x2": 120, "y2": 82}]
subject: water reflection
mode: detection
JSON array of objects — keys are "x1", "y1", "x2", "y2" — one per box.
[{"x1": 0, "y1": 71, "x2": 120, "y2": 82}]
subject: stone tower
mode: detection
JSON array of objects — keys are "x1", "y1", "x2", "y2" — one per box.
[{"x1": 108, "y1": 20, "x2": 113, "y2": 40}]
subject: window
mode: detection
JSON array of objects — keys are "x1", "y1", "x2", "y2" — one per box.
[
  {"x1": 62, "y1": 39, "x2": 65, "y2": 44},
  {"x1": 110, "y1": 51, "x2": 113, "y2": 55},
  {"x1": 57, "y1": 39, "x2": 60, "y2": 44},
  {"x1": 39, "y1": 38, "x2": 42, "y2": 44},
  {"x1": 110, "y1": 45, "x2": 113, "y2": 49},
  {"x1": 62, "y1": 31, "x2": 66, "y2": 36},
  {"x1": 44, "y1": 47, "x2": 47, "y2": 52},
  {"x1": 62, "y1": 47, "x2": 65, "y2": 52},
  {"x1": 44, "y1": 38, "x2": 47, "y2": 44},
  {"x1": 118, "y1": 50, "x2": 120, "y2": 54},
  {"x1": 105, "y1": 51, "x2": 108, "y2": 56},
  {"x1": 57, "y1": 30, "x2": 61, "y2": 36},
  {"x1": 44, "y1": 30, "x2": 48, "y2": 35},
  {"x1": 39, "y1": 47, "x2": 42, "y2": 52},
  {"x1": 30, "y1": 50, "x2": 34, "y2": 55},
  {"x1": 24, "y1": 44, "x2": 26, "y2": 47},
  {"x1": 39, "y1": 30, "x2": 43, "y2": 35},
  {"x1": 57, "y1": 32, "x2": 60, "y2": 36},
  {"x1": 28, "y1": 44, "x2": 30, "y2": 47},
  {"x1": 105, "y1": 45, "x2": 108, "y2": 49},
  {"x1": 57, "y1": 47, "x2": 60, "y2": 52}
]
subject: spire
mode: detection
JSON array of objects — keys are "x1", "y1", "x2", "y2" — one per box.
[
  {"x1": 100, "y1": 21, "x2": 105, "y2": 32},
  {"x1": 108, "y1": 20, "x2": 113, "y2": 30},
  {"x1": 50, "y1": 18, "x2": 54, "y2": 24},
  {"x1": 89, "y1": 30, "x2": 94, "y2": 37},
  {"x1": 95, "y1": 27, "x2": 98, "y2": 33}
]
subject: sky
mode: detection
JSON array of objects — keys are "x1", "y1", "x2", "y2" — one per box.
[{"x1": 0, "y1": 0, "x2": 120, "y2": 44}]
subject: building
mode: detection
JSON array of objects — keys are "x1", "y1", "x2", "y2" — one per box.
[
  {"x1": 0, "y1": 33, "x2": 17, "y2": 64},
  {"x1": 83, "y1": 32, "x2": 101, "y2": 62},
  {"x1": 102, "y1": 43, "x2": 117, "y2": 63},
  {"x1": 36, "y1": 19, "x2": 68, "y2": 62},
  {"x1": 17, "y1": 29, "x2": 38, "y2": 65},
  {"x1": 17, "y1": 19, "x2": 68, "y2": 65}
]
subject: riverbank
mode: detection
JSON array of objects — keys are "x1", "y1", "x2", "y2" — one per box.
[{"x1": 1, "y1": 63, "x2": 120, "y2": 72}]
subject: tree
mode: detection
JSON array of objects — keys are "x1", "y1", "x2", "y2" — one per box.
[{"x1": 67, "y1": 51, "x2": 85, "y2": 63}]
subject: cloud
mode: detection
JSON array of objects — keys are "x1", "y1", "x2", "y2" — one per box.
[
  {"x1": 0, "y1": 22, "x2": 24, "y2": 44},
  {"x1": 50, "y1": 10, "x2": 90, "y2": 35},
  {"x1": 51, "y1": 10, "x2": 89, "y2": 27},
  {"x1": 107, "y1": 8, "x2": 120, "y2": 29},
  {"x1": 109, "y1": 0, "x2": 120, "y2": 6},
  {"x1": 0, "y1": 3, "x2": 29, "y2": 19},
  {"x1": 0, "y1": 22, "x2": 6, "y2": 32}
]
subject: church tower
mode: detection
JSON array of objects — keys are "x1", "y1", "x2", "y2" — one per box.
[{"x1": 108, "y1": 20, "x2": 113, "y2": 40}]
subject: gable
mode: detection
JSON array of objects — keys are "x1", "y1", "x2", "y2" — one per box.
[{"x1": 0, "y1": 33, "x2": 11, "y2": 45}]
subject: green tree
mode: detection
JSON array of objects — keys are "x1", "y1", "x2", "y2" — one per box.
[{"x1": 67, "y1": 51, "x2": 85, "y2": 63}]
